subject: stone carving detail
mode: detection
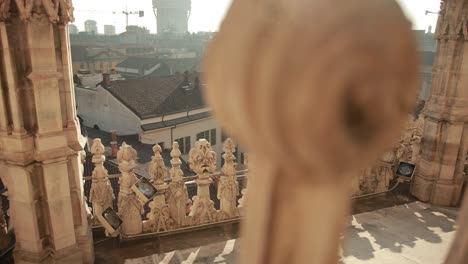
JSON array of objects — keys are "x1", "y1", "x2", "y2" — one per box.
[
  {"x1": 5, "y1": 0, "x2": 74, "y2": 23},
  {"x1": 218, "y1": 138, "x2": 239, "y2": 219},
  {"x1": 89, "y1": 139, "x2": 115, "y2": 224},
  {"x1": 0, "y1": 0, "x2": 11, "y2": 21},
  {"x1": 410, "y1": 114, "x2": 425, "y2": 164},
  {"x1": 396, "y1": 115, "x2": 416, "y2": 163},
  {"x1": 144, "y1": 145, "x2": 174, "y2": 232},
  {"x1": 238, "y1": 153, "x2": 248, "y2": 208},
  {"x1": 117, "y1": 142, "x2": 142, "y2": 235},
  {"x1": 166, "y1": 142, "x2": 189, "y2": 227},
  {"x1": 188, "y1": 139, "x2": 217, "y2": 225}
]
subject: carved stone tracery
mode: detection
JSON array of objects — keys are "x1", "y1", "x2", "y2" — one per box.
[
  {"x1": 117, "y1": 142, "x2": 142, "y2": 235},
  {"x1": 89, "y1": 139, "x2": 115, "y2": 225},
  {"x1": 145, "y1": 144, "x2": 174, "y2": 232},
  {"x1": 166, "y1": 142, "x2": 189, "y2": 227},
  {"x1": 188, "y1": 139, "x2": 218, "y2": 224},
  {"x1": 2, "y1": 0, "x2": 74, "y2": 23},
  {"x1": 218, "y1": 138, "x2": 239, "y2": 219}
]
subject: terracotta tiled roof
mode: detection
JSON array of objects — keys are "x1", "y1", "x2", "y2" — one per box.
[{"x1": 105, "y1": 74, "x2": 205, "y2": 119}]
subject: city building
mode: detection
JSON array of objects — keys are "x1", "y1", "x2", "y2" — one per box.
[
  {"x1": 104, "y1": 25, "x2": 116, "y2": 35},
  {"x1": 84, "y1": 19, "x2": 98, "y2": 34},
  {"x1": 71, "y1": 46, "x2": 126, "y2": 73},
  {"x1": 69, "y1": 23, "x2": 79, "y2": 34},
  {"x1": 74, "y1": 73, "x2": 244, "y2": 167},
  {"x1": 153, "y1": 0, "x2": 191, "y2": 33}
]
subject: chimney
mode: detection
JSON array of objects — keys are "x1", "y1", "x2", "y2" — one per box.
[
  {"x1": 102, "y1": 73, "x2": 111, "y2": 88},
  {"x1": 110, "y1": 130, "x2": 118, "y2": 158}
]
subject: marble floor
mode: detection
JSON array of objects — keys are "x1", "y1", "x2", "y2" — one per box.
[{"x1": 118, "y1": 201, "x2": 458, "y2": 264}]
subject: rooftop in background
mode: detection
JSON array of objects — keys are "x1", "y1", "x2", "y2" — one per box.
[{"x1": 105, "y1": 73, "x2": 204, "y2": 119}]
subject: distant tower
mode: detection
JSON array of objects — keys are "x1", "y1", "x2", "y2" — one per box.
[
  {"x1": 84, "y1": 20, "x2": 98, "y2": 34},
  {"x1": 153, "y1": 0, "x2": 191, "y2": 33},
  {"x1": 104, "y1": 25, "x2": 116, "y2": 35}
]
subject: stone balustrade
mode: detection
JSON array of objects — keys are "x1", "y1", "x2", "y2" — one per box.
[
  {"x1": 86, "y1": 138, "x2": 248, "y2": 237},
  {"x1": 84, "y1": 115, "x2": 424, "y2": 237}
]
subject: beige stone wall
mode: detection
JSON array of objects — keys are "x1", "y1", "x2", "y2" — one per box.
[{"x1": 0, "y1": 1, "x2": 94, "y2": 263}]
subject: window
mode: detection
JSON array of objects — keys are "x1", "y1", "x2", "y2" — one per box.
[
  {"x1": 221, "y1": 130, "x2": 228, "y2": 143},
  {"x1": 175, "y1": 136, "x2": 191, "y2": 154},
  {"x1": 196, "y1": 130, "x2": 210, "y2": 141},
  {"x1": 197, "y1": 129, "x2": 216, "y2": 145},
  {"x1": 210, "y1": 129, "x2": 216, "y2": 145}
]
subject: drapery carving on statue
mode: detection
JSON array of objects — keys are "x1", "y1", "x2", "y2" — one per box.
[
  {"x1": 8, "y1": 0, "x2": 74, "y2": 23},
  {"x1": 166, "y1": 142, "x2": 189, "y2": 227},
  {"x1": 218, "y1": 138, "x2": 239, "y2": 219},
  {"x1": 189, "y1": 139, "x2": 218, "y2": 225}
]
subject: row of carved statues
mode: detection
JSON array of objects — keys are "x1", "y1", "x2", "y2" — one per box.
[
  {"x1": 86, "y1": 137, "x2": 248, "y2": 236},
  {"x1": 353, "y1": 114, "x2": 425, "y2": 195}
]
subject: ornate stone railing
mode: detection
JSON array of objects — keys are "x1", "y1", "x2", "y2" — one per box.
[
  {"x1": 85, "y1": 138, "x2": 248, "y2": 237},
  {"x1": 83, "y1": 114, "x2": 423, "y2": 238}
]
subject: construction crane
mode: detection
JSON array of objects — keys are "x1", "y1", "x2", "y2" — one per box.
[
  {"x1": 75, "y1": 9, "x2": 145, "y2": 27},
  {"x1": 425, "y1": 10, "x2": 440, "y2": 15}
]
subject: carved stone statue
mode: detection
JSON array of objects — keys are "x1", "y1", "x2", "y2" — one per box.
[
  {"x1": 166, "y1": 142, "x2": 189, "y2": 227},
  {"x1": 204, "y1": 0, "x2": 419, "y2": 262},
  {"x1": 188, "y1": 139, "x2": 218, "y2": 224},
  {"x1": 396, "y1": 115, "x2": 416, "y2": 163},
  {"x1": 117, "y1": 142, "x2": 142, "y2": 235},
  {"x1": 89, "y1": 139, "x2": 115, "y2": 225},
  {"x1": 144, "y1": 144, "x2": 174, "y2": 232},
  {"x1": 410, "y1": 114, "x2": 425, "y2": 164},
  {"x1": 218, "y1": 138, "x2": 239, "y2": 219}
]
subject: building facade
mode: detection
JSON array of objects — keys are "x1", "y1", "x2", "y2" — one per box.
[
  {"x1": 84, "y1": 19, "x2": 97, "y2": 34},
  {"x1": 75, "y1": 74, "x2": 246, "y2": 167},
  {"x1": 104, "y1": 25, "x2": 116, "y2": 35},
  {"x1": 153, "y1": 0, "x2": 191, "y2": 33},
  {"x1": 71, "y1": 46, "x2": 126, "y2": 73}
]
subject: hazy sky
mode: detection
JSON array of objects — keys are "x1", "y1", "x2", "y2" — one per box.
[{"x1": 72, "y1": 0, "x2": 441, "y2": 34}]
